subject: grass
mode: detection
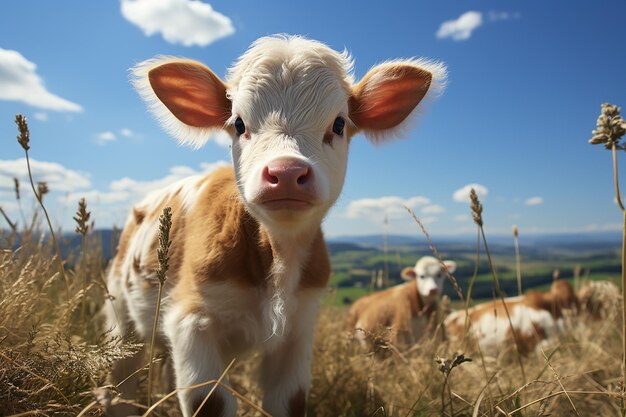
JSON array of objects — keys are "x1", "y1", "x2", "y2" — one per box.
[{"x1": 1, "y1": 112, "x2": 625, "y2": 416}]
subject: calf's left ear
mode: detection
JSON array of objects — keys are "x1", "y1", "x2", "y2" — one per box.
[
  {"x1": 443, "y1": 260, "x2": 457, "y2": 274},
  {"x1": 349, "y1": 59, "x2": 446, "y2": 141},
  {"x1": 401, "y1": 267, "x2": 417, "y2": 280}
]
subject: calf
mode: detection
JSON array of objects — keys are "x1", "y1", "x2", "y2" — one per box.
[
  {"x1": 445, "y1": 279, "x2": 580, "y2": 355},
  {"x1": 104, "y1": 35, "x2": 446, "y2": 417},
  {"x1": 346, "y1": 256, "x2": 456, "y2": 347}
]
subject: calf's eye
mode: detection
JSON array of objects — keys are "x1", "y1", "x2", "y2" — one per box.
[
  {"x1": 332, "y1": 117, "x2": 345, "y2": 136},
  {"x1": 234, "y1": 117, "x2": 246, "y2": 136}
]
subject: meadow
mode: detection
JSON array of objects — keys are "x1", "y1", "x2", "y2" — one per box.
[{"x1": 1, "y1": 109, "x2": 625, "y2": 417}]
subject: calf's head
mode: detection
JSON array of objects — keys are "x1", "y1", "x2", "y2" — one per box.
[
  {"x1": 134, "y1": 35, "x2": 445, "y2": 233},
  {"x1": 401, "y1": 256, "x2": 456, "y2": 300}
]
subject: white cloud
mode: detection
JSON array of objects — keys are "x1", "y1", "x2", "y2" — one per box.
[
  {"x1": 60, "y1": 160, "x2": 229, "y2": 209},
  {"x1": 0, "y1": 158, "x2": 91, "y2": 192},
  {"x1": 422, "y1": 204, "x2": 445, "y2": 215},
  {"x1": 0, "y1": 48, "x2": 82, "y2": 112},
  {"x1": 453, "y1": 183, "x2": 488, "y2": 203},
  {"x1": 525, "y1": 196, "x2": 543, "y2": 206},
  {"x1": 120, "y1": 128, "x2": 134, "y2": 138},
  {"x1": 33, "y1": 112, "x2": 48, "y2": 121},
  {"x1": 0, "y1": 158, "x2": 230, "y2": 230},
  {"x1": 436, "y1": 11, "x2": 483, "y2": 41},
  {"x1": 95, "y1": 131, "x2": 117, "y2": 145},
  {"x1": 121, "y1": 0, "x2": 235, "y2": 47},
  {"x1": 346, "y1": 195, "x2": 430, "y2": 221}
]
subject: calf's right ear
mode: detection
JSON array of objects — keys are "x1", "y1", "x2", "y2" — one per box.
[
  {"x1": 401, "y1": 267, "x2": 417, "y2": 280},
  {"x1": 349, "y1": 59, "x2": 446, "y2": 142},
  {"x1": 132, "y1": 57, "x2": 231, "y2": 149}
]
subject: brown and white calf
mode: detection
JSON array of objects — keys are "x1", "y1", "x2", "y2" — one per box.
[
  {"x1": 103, "y1": 35, "x2": 446, "y2": 417},
  {"x1": 444, "y1": 279, "x2": 580, "y2": 355},
  {"x1": 346, "y1": 256, "x2": 456, "y2": 347}
]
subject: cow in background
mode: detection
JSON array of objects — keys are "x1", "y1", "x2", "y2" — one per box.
[
  {"x1": 445, "y1": 278, "x2": 580, "y2": 355},
  {"x1": 346, "y1": 256, "x2": 456, "y2": 348}
]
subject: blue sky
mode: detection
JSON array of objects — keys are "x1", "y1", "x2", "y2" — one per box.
[{"x1": 1, "y1": 0, "x2": 625, "y2": 239}]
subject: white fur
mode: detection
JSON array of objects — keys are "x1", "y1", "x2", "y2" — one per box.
[
  {"x1": 405, "y1": 256, "x2": 456, "y2": 299},
  {"x1": 445, "y1": 296, "x2": 567, "y2": 356}
]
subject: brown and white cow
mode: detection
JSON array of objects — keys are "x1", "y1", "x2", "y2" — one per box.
[
  {"x1": 346, "y1": 256, "x2": 456, "y2": 347},
  {"x1": 445, "y1": 279, "x2": 580, "y2": 355},
  {"x1": 103, "y1": 35, "x2": 446, "y2": 417}
]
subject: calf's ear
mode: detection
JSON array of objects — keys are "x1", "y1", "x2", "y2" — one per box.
[
  {"x1": 349, "y1": 59, "x2": 446, "y2": 142},
  {"x1": 443, "y1": 260, "x2": 457, "y2": 274},
  {"x1": 132, "y1": 57, "x2": 231, "y2": 148},
  {"x1": 401, "y1": 267, "x2": 417, "y2": 280}
]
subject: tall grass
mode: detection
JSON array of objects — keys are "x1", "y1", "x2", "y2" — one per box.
[{"x1": 589, "y1": 103, "x2": 626, "y2": 415}]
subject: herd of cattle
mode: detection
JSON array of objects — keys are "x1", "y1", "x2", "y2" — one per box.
[{"x1": 347, "y1": 256, "x2": 617, "y2": 356}]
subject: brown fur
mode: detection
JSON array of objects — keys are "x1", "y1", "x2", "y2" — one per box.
[
  {"x1": 128, "y1": 167, "x2": 331, "y2": 313},
  {"x1": 447, "y1": 279, "x2": 580, "y2": 354},
  {"x1": 347, "y1": 282, "x2": 435, "y2": 346}
]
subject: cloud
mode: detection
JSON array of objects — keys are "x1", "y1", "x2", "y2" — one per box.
[
  {"x1": 0, "y1": 157, "x2": 230, "y2": 230},
  {"x1": 33, "y1": 112, "x2": 48, "y2": 121},
  {"x1": 453, "y1": 183, "x2": 488, "y2": 203},
  {"x1": 60, "y1": 161, "x2": 229, "y2": 209},
  {"x1": 436, "y1": 11, "x2": 483, "y2": 41},
  {"x1": 121, "y1": 0, "x2": 235, "y2": 47},
  {"x1": 0, "y1": 158, "x2": 91, "y2": 193},
  {"x1": 119, "y1": 128, "x2": 134, "y2": 138},
  {"x1": 525, "y1": 196, "x2": 543, "y2": 206},
  {"x1": 95, "y1": 131, "x2": 117, "y2": 145},
  {"x1": 346, "y1": 195, "x2": 430, "y2": 221},
  {"x1": 0, "y1": 48, "x2": 82, "y2": 112},
  {"x1": 422, "y1": 204, "x2": 445, "y2": 215}
]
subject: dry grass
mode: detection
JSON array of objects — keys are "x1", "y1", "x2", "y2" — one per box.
[
  {"x1": 1, "y1": 222, "x2": 622, "y2": 416},
  {"x1": 1, "y1": 111, "x2": 625, "y2": 416}
]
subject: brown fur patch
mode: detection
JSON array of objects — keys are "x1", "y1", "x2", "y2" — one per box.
[
  {"x1": 347, "y1": 281, "x2": 435, "y2": 346},
  {"x1": 191, "y1": 392, "x2": 224, "y2": 417},
  {"x1": 288, "y1": 388, "x2": 306, "y2": 417}
]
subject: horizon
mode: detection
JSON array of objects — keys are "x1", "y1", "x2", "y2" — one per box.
[{"x1": 1, "y1": 1, "x2": 626, "y2": 240}]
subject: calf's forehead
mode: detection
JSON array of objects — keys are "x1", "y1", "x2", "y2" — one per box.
[{"x1": 225, "y1": 36, "x2": 354, "y2": 128}]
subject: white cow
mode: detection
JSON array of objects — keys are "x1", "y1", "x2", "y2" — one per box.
[{"x1": 104, "y1": 35, "x2": 446, "y2": 417}]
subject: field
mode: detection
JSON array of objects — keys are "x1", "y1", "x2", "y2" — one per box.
[{"x1": 0, "y1": 217, "x2": 624, "y2": 416}]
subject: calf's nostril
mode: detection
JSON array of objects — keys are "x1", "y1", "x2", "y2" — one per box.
[
  {"x1": 296, "y1": 168, "x2": 310, "y2": 185},
  {"x1": 263, "y1": 166, "x2": 279, "y2": 185}
]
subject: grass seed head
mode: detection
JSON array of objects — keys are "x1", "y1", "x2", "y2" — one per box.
[
  {"x1": 156, "y1": 206, "x2": 172, "y2": 285},
  {"x1": 15, "y1": 114, "x2": 30, "y2": 151},
  {"x1": 73, "y1": 198, "x2": 91, "y2": 236},
  {"x1": 470, "y1": 188, "x2": 483, "y2": 227},
  {"x1": 589, "y1": 103, "x2": 626, "y2": 149},
  {"x1": 37, "y1": 182, "x2": 49, "y2": 201}
]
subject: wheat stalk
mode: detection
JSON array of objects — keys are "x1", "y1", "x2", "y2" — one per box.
[{"x1": 15, "y1": 114, "x2": 69, "y2": 299}]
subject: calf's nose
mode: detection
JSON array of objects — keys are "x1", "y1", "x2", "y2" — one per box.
[{"x1": 263, "y1": 159, "x2": 312, "y2": 188}]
